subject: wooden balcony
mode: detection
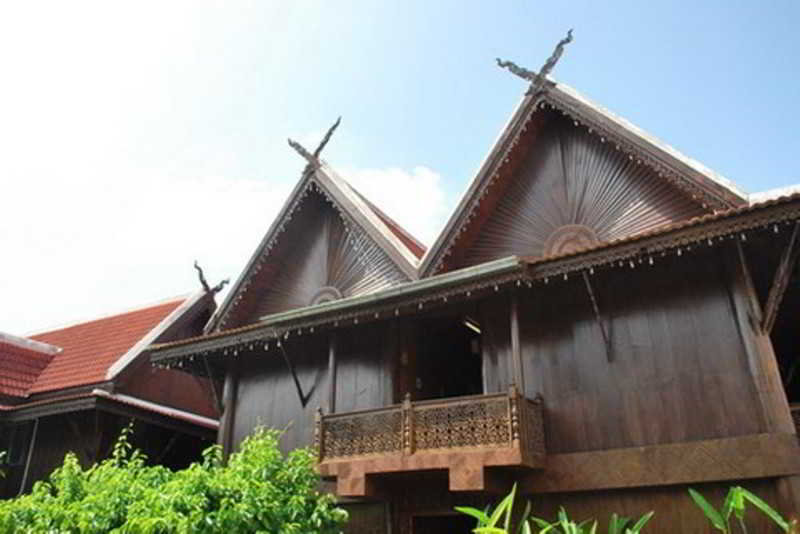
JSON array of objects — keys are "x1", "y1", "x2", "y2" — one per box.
[{"x1": 315, "y1": 386, "x2": 545, "y2": 497}]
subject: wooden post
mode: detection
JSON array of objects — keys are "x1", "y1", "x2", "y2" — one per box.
[
  {"x1": 328, "y1": 333, "x2": 337, "y2": 413},
  {"x1": 510, "y1": 294, "x2": 525, "y2": 392},
  {"x1": 727, "y1": 242, "x2": 800, "y2": 520},
  {"x1": 314, "y1": 406, "x2": 324, "y2": 461},
  {"x1": 402, "y1": 392, "x2": 414, "y2": 455},
  {"x1": 508, "y1": 384, "x2": 520, "y2": 449},
  {"x1": 218, "y1": 362, "x2": 239, "y2": 462}
]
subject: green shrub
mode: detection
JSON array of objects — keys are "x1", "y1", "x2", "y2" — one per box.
[{"x1": 0, "y1": 425, "x2": 347, "y2": 533}]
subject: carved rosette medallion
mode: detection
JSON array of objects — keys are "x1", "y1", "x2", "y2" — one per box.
[
  {"x1": 311, "y1": 286, "x2": 343, "y2": 306},
  {"x1": 543, "y1": 224, "x2": 599, "y2": 257}
]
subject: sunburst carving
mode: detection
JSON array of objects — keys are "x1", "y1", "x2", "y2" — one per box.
[
  {"x1": 251, "y1": 190, "x2": 408, "y2": 318},
  {"x1": 462, "y1": 115, "x2": 707, "y2": 266},
  {"x1": 543, "y1": 224, "x2": 599, "y2": 256}
]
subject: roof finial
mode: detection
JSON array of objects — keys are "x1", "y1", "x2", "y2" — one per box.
[
  {"x1": 313, "y1": 116, "x2": 341, "y2": 159},
  {"x1": 193, "y1": 261, "x2": 229, "y2": 295},
  {"x1": 288, "y1": 116, "x2": 342, "y2": 172},
  {"x1": 497, "y1": 29, "x2": 573, "y2": 95},
  {"x1": 287, "y1": 138, "x2": 319, "y2": 169}
]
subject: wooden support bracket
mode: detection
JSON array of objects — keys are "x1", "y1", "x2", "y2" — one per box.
[
  {"x1": 582, "y1": 271, "x2": 613, "y2": 361},
  {"x1": 763, "y1": 221, "x2": 800, "y2": 334}
]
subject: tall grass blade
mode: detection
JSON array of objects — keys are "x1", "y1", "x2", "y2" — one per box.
[
  {"x1": 688, "y1": 488, "x2": 726, "y2": 531},
  {"x1": 740, "y1": 487, "x2": 789, "y2": 531}
]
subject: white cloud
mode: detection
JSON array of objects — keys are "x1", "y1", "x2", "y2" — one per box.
[
  {"x1": 0, "y1": 3, "x2": 452, "y2": 334},
  {"x1": 341, "y1": 166, "x2": 450, "y2": 246},
  {"x1": 2, "y1": 167, "x2": 293, "y2": 335},
  {"x1": 1, "y1": 162, "x2": 450, "y2": 335}
]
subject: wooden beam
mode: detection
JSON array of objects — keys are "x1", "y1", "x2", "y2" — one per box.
[
  {"x1": 763, "y1": 221, "x2": 800, "y2": 334},
  {"x1": 328, "y1": 333, "x2": 337, "y2": 414},
  {"x1": 582, "y1": 272, "x2": 613, "y2": 362},
  {"x1": 510, "y1": 294, "x2": 525, "y2": 391},
  {"x1": 523, "y1": 433, "x2": 800, "y2": 494}
]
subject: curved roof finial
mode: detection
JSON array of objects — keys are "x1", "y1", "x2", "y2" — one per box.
[
  {"x1": 497, "y1": 29, "x2": 574, "y2": 95},
  {"x1": 288, "y1": 116, "x2": 342, "y2": 172}
]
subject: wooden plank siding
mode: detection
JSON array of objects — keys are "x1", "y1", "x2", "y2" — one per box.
[
  {"x1": 232, "y1": 324, "x2": 394, "y2": 453},
  {"x1": 511, "y1": 248, "x2": 764, "y2": 455}
]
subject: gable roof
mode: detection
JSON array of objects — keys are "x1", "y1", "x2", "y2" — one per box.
[
  {"x1": 149, "y1": 190, "x2": 800, "y2": 371},
  {"x1": 25, "y1": 295, "x2": 196, "y2": 394},
  {"x1": 419, "y1": 78, "x2": 749, "y2": 276},
  {"x1": 0, "y1": 333, "x2": 61, "y2": 398},
  {"x1": 207, "y1": 161, "x2": 423, "y2": 332}
]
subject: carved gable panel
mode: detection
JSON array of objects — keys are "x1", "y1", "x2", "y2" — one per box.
[
  {"x1": 235, "y1": 189, "x2": 409, "y2": 323},
  {"x1": 459, "y1": 115, "x2": 707, "y2": 267}
]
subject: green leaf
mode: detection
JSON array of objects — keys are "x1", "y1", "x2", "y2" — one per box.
[
  {"x1": 515, "y1": 500, "x2": 532, "y2": 534},
  {"x1": 529, "y1": 516, "x2": 553, "y2": 529},
  {"x1": 740, "y1": 487, "x2": 789, "y2": 531},
  {"x1": 505, "y1": 484, "x2": 518, "y2": 532},
  {"x1": 722, "y1": 487, "x2": 737, "y2": 522},
  {"x1": 608, "y1": 513, "x2": 629, "y2": 534},
  {"x1": 689, "y1": 488, "x2": 727, "y2": 532},
  {"x1": 456, "y1": 506, "x2": 490, "y2": 526},
  {"x1": 629, "y1": 511, "x2": 654, "y2": 533}
]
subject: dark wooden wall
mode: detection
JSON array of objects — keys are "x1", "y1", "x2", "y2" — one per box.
[
  {"x1": 480, "y1": 295, "x2": 512, "y2": 394},
  {"x1": 232, "y1": 324, "x2": 394, "y2": 452},
  {"x1": 336, "y1": 324, "x2": 395, "y2": 412},
  {"x1": 503, "y1": 249, "x2": 764, "y2": 454}
]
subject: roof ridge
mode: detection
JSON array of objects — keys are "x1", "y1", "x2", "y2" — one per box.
[
  {"x1": 318, "y1": 163, "x2": 425, "y2": 263},
  {"x1": 0, "y1": 332, "x2": 62, "y2": 355},
  {"x1": 550, "y1": 78, "x2": 747, "y2": 200},
  {"x1": 342, "y1": 179, "x2": 428, "y2": 258},
  {"x1": 26, "y1": 293, "x2": 191, "y2": 337}
]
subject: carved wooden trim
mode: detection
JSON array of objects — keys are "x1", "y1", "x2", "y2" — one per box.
[
  {"x1": 523, "y1": 433, "x2": 800, "y2": 494},
  {"x1": 153, "y1": 199, "x2": 800, "y2": 372},
  {"x1": 530, "y1": 201, "x2": 800, "y2": 282},
  {"x1": 317, "y1": 390, "x2": 545, "y2": 496}
]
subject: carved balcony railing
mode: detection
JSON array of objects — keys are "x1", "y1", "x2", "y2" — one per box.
[{"x1": 315, "y1": 386, "x2": 545, "y2": 496}]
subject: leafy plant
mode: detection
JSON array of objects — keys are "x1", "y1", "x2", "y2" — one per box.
[
  {"x1": 455, "y1": 484, "x2": 653, "y2": 534},
  {"x1": 689, "y1": 486, "x2": 797, "y2": 533},
  {"x1": 0, "y1": 425, "x2": 347, "y2": 533}
]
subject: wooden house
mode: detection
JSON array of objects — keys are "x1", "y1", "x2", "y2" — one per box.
[
  {"x1": 148, "y1": 77, "x2": 800, "y2": 532},
  {"x1": 0, "y1": 293, "x2": 219, "y2": 498}
]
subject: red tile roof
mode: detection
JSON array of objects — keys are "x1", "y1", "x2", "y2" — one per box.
[
  {"x1": 0, "y1": 340, "x2": 56, "y2": 397},
  {"x1": 27, "y1": 298, "x2": 185, "y2": 394}
]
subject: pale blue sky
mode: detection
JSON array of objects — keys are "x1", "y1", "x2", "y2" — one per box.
[{"x1": 1, "y1": 1, "x2": 798, "y2": 333}]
